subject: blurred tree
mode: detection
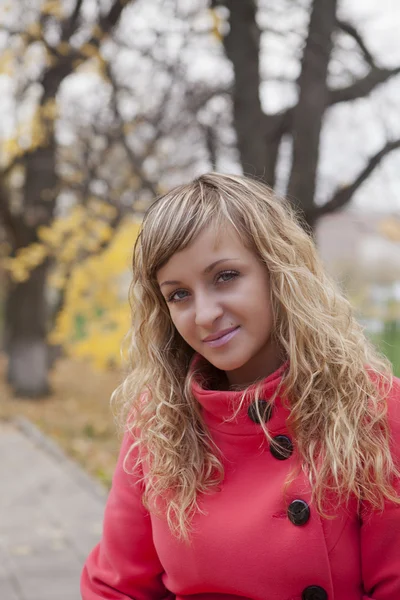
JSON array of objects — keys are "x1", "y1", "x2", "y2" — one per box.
[
  {"x1": 0, "y1": 1, "x2": 229, "y2": 389},
  {"x1": 0, "y1": 0, "x2": 134, "y2": 396},
  {"x1": 2, "y1": 0, "x2": 400, "y2": 383},
  {"x1": 48, "y1": 216, "x2": 141, "y2": 370},
  {"x1": 214, "y1": 0, "x2": 400, "y2": 229}
]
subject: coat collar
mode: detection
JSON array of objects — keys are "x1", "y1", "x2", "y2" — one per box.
[{"x1": 190, "y1": 353, "x2": 290, "y2": 436}]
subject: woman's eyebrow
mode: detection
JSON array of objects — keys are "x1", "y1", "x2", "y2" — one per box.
[{"x1": 159, "y1": 258, "x2": 240, "y2": 288}]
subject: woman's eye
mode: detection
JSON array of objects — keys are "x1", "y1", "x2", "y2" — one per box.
[
  {"x1": 167, "y1": 289, "x2": 188, "y2": 303},
  {"x1": 216, "y1": 270, "x2": 239, "y2": 283},
  {"x1": 166, "y1": 270, "x2": 239, "y2": 304}
]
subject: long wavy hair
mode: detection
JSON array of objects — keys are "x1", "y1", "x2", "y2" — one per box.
[{"x1": 113, "y1": 172, "x2": 399, "y2": 540}]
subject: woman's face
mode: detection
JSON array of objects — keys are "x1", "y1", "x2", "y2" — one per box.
[{"x1": 156, "y1": 222, "x2": 281, "y2": 387}]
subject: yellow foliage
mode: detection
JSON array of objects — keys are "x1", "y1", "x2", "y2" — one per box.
[
  {"x1": 2, "y1": 203, "x2": 140, "y2": 369},
  {"x1": 5, "y1": 203, "x2": 115, "y2": 281},
  {"x1": 7, "y1": 265, "x2": 30, "y2": 283},
  {"x1": 38, "y1": 224, "x2": 61, "y2": 247},
  {"x1": 87, "y1": 221, "x2": 114, "y2": 244},
  {"x1": 0, "y1": 49, "x2": 14, "y2": 76},
  {"x1": 41, "y1": 0, "x2": 63, "y2": 18},
  {"x1": 50, "y1": 218, "x2": 141, "y2": 369},
  {"x1": 96, "y1": 56, "x2": 108, "y2": 79},
  {"x1": 31, "y1": 109, "x2": 49, "y2": 147},
  {"x1": 56, "y1": 42, "x2": 71, "y2": 56},
  {"x1": 48, "y1": 269, "x2": 67, "y2": 290},
  {"x1": 2, "y1": 104, "x2": 53, "y2": 165},
  {"x1": 88, "y1": 198, "x2": 118, "y2": 219},
  {"x1": 2, "y1": 138, "x2": 24, "y2": 162},
  {"x1": 3, "y1": 242, "x2": 48, "y2": 282},
  {"x1": 209, "y1": 8, "x2": 223, "y2": 42},
  {"x1": 80, "y1": 43, "x2": 100, "y2": 59},
  {"x1": 26, "y1": 22, "x2": 42, "y2": 38},
  {"x1": 16, "y1": 243, "x2": 48, "y2": 268},
  {"x1": 59, "y1": 235, "x2": 82, "y2": 263},
  {"x1": 41, "y1": 99, "x2": 58, "y2": 121}
]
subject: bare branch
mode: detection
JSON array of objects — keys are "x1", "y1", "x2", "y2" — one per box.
[
  {"x1": 316, "y1": 139, "x2": 400, "y2": 217},
  {"x1": 95, "y1": 0, "x2": 131, "y2": 43},
  {"x1": 60, "y1": 0, "x2": 85, "y2": 41},
  {"x1": 330, "y1": 65, "x2": 400, "y2": 105},
  {"x1": 40, "y1": 0, "x2": 134, "y2": 105},
  {"x1": 331, "y1": 20, "x2": 400, "y2": 104},
  {"x1": 0, "y1": 181, "x2": 18, "y2": 245},
  {"x1": 336, "y1": 18, "x2": 374, "y2": 67},
  {"x1": 104, "y1": 64, "x2": 158, "y2": 196}
]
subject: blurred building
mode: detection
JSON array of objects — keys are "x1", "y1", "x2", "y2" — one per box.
[{"x1": 316, "y1": 211, "x2": 400, "y2": 283}]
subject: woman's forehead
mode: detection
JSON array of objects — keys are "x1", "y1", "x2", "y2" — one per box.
[{"x1": 156, "y1": 224, "x2": 252, "y2": 282}]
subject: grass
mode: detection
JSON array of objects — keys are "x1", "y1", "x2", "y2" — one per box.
[
  {"x1": 0, "y1": 353, "x2": 122, "y2": 488},
  {"x1": 372, "y1": 325, "x2": 400, "y2": 377}
]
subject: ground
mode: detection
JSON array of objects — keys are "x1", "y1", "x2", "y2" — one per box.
[{"x1": 0, "y1": 353, "x2": 121, "y2": 488}]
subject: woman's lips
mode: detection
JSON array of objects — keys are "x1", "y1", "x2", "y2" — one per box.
[{"x1": 203, "y1": 326, "x2": 240, "y2": 348}]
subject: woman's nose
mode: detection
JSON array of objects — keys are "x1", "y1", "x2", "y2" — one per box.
[{"x1": 194, "y1": 295, "x2": 223, "y2": 327}]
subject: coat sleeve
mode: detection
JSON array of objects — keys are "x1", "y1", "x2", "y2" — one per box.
[
  {"x1": 80, "y1": 432, "x2": 172, "y2": 600},
  {"x1": 361, "y1": 377, "x2": 400, "y2": 600}
]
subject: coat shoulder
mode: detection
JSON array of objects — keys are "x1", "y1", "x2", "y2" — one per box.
[
  {"x1": 387, "y1": 376, "x2": 400, "y2": 443},
  {"x1": 386, "y1": 375, "x2": 400, "y2": 413}
]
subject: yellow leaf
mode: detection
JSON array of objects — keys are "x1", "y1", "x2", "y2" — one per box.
[
  {"x1": 48, "y1": 270, "x2": 67, "y2": 289},
  {"x1": 8, "y1": 264, "x2": 30, "y2": 282},
  {"x1": 41, "y1": 99, "x2": 58, "y2": 121},
  {"x1": 209, "y1": 8, "x2": 223, "y2": 42},
  {"x1": 0, "y1": 49, "x2": 13, "y2": 75},
  {"x1": 26, "y1": 22, "x2": 42, "y2": 38},
  {"x1": 38, "y1": 225, "x2": 60, "y2": 247},
  {"x1": 17, "y1": 243, "x2": 47, "y2": 268},
  {"x1": 47, "y1": 217, "x2": 142, "y2": 369},
  {"x1": 57, "y1": 42, "x2": 70, "y2": 56},
  {"x1": 80, "y1": 43, "x2": 99, "y2": 59},
  {"x1": 41, "y1": 0, "x2": 63, "y2": 18},
  {"x1": 2, "y1": 138, "x2": 23, "y2": 161}
]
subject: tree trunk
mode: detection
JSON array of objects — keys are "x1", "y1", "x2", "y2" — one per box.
[
  {"x1": 221, "y1": 0, "x2": 281, "y2": 185},
  {"x1": 286, "y1": 0, "x2": 337, "y2": 229},
  {"x1": 5, "y1": 142, "x2": 57, "y2": 397},
  {"x1": 5, "y1": 261, "x2": 51, "y2": 397}
]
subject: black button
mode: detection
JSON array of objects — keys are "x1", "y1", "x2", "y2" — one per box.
[
  {"x1": 270, "y1": 435, "x2": 293, "y2": 460},
  {"x1": 302, "y1": 585, "x2": 328, "y2": 600},
  {"x1": 247, "y1": 400, "x2": 273, "y2": 424},
  {"x1": 288, "y1": 499, "x2": 310, "y2": 526}
]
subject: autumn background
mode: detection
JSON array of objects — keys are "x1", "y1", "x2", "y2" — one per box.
[{"x1": 0, "y1": 0, "x2": 399, "y2": 488}]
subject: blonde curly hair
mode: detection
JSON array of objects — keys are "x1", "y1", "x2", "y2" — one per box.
[{"x1": 113, "y1": 172, "x2": 399, "y2": 540}]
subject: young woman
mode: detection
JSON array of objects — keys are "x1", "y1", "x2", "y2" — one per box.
[{"x1": 81, "y1": 173, "x2": 400, "y2": 600}]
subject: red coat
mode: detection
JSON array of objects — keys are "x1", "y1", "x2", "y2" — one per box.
[{"x1": 81, "y1": 362, "x2": 400, "y2": 600}]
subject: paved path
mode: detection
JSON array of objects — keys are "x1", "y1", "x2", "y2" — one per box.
[{"x1": 0, "y1": 418, "x2": 107, "y2": 600}]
